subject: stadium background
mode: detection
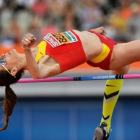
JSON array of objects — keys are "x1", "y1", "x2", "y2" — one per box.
[{"x1": 0, "y1": 0, "x2": 140, "y2": 139}]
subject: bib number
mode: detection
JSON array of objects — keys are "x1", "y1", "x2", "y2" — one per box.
[{"x1": 43, "y1": 31, "x2": 78, "y2": 48}]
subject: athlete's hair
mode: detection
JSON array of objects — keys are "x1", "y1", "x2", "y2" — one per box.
[{"x1": 0, "y1": 69, "x2": 24, "y2": 131}]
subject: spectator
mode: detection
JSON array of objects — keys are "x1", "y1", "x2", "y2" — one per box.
[
  {"x1": 0, "y1": 0, "x2": 3, "y2": 8},
  {"x1": 32, "y1": 0, "x2": 49, "y2": 18},
  {"x1": 80, "y1": 0, "x2": 103, "y2": 30},
  {"x1": 63, "y1": 2, "x2": 77, "y2": 30},
  {"x1": 40, "y1": 18, "x2": 59, "y2": 39},
  {"x1": 120, "y1": 0, "x2": 140, "y2": 21},
  {"x1": 2, "y1": 18, "x2": 22, "y2": 46},
  {"x1": 127, "y1": 2, "x2": 140, "y2": 40},
  {"x1": 1, "y1": 0, "x2": 140, "y2": 43},
  {"x1": 104, "y1": 19, "x2": 117, "y2": 40},
  {"x1": 48, "y1": 0, "x2": 65, "y2": 28},
  {"x1": 109, "y1": 8, "x2": 127, "y2": 42},
  {"x1": 28, "y1": 15, "x2": 43, "y2": 42}
]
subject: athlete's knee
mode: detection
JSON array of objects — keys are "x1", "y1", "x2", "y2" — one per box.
[
  {"x1": 110, "y1": 65, "x2": 130, "y2": 75},
  {"x1": 120, "y1": 65, "x2": 130, "y2": 74}
]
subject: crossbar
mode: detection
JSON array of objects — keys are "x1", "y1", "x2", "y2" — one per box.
[{"x1": 17, "y1": 74, "x2": 140, "y2": 83}]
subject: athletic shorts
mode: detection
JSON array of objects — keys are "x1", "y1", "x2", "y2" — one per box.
[{"x1": 87, "y1": 30, "x2": 117, "y2": 70}]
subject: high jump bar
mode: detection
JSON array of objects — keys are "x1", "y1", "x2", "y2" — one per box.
[{"x1": 17, "y1": 74, "x2": 140, "y2": 83}]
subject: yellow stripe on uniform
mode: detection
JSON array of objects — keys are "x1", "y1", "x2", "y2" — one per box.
[
  {"x1": 35, "y1": 41, "x2": 47, "y2": 63},
  {"x1": 90, "y1": 43, "x2": 110, "y2": 63}
]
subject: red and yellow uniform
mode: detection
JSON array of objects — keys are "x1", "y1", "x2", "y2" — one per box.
[
  {"x1": 35, "y1": 30, "x2": 117, "y2": 72},
  {"x1": 35, "y1": 30, "x2": 86, "y2": 72}
]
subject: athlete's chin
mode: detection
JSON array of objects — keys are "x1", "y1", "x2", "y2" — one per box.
[{"x1": 11, "y1": 49, "x2": 17, "y2": 53}]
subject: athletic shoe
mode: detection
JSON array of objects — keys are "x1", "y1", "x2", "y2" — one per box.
[{"x1": 93, "y1": 122, "x2": 110, "y2": 140}]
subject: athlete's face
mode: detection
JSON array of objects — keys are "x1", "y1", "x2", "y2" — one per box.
[{"x1": 0, "y1": 49, "x2": 21, "y2": 75}]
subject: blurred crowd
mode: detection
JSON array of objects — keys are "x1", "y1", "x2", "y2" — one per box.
[{"x1": 1, "y1": 0, "x2": 140, "y2": 46}]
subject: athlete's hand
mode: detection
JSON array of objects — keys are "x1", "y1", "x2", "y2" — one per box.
[
  {"x1": 93, "y1": 27, "x2": 107, "y2": 36},
  {"x1": 21, "y1": 33, "x2": 36, "y2": 50}
]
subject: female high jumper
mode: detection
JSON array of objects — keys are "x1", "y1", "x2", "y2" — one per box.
[{"x1": 0, "y1": 27, "x2": 140, "y2": 140}]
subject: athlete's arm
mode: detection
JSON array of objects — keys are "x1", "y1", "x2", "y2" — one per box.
[
  {"x1": 38, "y1": 63, "x2": 61, "y2": 78},
  {"x1": 21, "y1": 33, "x2": 47, "y2": 79},
  {"x1": 23, "y1": 49, "x2": 44, "y2": 79},
  {"x1": 90, "y1": 27, "x2": 106, "y2": 36}
]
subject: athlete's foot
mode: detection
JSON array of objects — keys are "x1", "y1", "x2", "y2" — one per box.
[{"x1": 93, "y1": 122, "x2": 110, "y2": 140}]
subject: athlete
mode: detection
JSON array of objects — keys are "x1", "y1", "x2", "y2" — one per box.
[{"x1": 0, "y1": 27, "x2": 139, "y2": 140}]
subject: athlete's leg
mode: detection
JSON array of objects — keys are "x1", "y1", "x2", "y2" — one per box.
[
  {"x1": 93, "y1": 65, "x2": 129, "y2": 140},
  {"x1": 100, "y1": 65, "x2": 129, "y2": 130},
  {"x1": 110, "y1": 40, "x2": 140, "y2": 69}
]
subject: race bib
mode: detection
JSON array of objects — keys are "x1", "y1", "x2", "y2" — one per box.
[{"x1": 43, "y1": 31, "x2": 78, "y2": 48}]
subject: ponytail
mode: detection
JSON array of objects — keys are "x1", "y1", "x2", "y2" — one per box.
[
  {"x1": 0, "y1": 85, "x2": 17, "y2": 131},
  {"x1": 0, "y1": 69, "x2": 24, "y2": 131}
]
